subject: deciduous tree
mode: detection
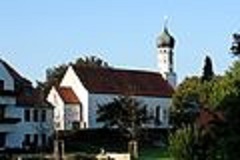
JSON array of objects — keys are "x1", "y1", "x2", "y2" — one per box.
[{"x1": 97, "y1": 96, "x2": 152, "y2": 159}]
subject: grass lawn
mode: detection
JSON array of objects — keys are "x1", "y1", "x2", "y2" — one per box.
[{"x1": 139, "y1": 147, "x2": 172, "y2": 160}]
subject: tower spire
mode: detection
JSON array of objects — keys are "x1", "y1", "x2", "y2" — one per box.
[
  {"x1": 163, "y1": 16, "x2": 169, "y2": 31},
  {"x1": 156, "y1": 19, "x2": 177, "y2": 88}
]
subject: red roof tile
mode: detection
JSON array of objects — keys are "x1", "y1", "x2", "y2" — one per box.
[
  {"x1": 73, "y1": 66, "x2": 174, "y2": 97},
  {"x1": 17, "y1": 87, "x2": 50, "y2": 107},
  {"x1": 57, "y1": 87, "x2": 80, "y2": 104}
]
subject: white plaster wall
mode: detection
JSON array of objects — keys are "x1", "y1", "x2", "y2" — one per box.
[
  {"x1": 0, "y1": 96, "x2": 16, "y2": 105},
  {"x1": 6, "y1": 106, "x2": 53, "y2": 148},
  {"x1": 88, "y1": 93, "x2": 172, "y2": 129},
  {"x1": 60, "y1": 66, "x2": 89, "y2": 127},
  {"x1": 64, "y1": 104, "x2": 81, "y2": 130},
  {"x1": 47, "y1": 87, "x2": 65, "y2": 130},
  {"x1": 0, "y1": 62, "x2": 14, "y2": 91}
]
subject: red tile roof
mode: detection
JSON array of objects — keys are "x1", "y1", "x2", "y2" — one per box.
[
  {"x1": 73, "y1": 66, "x2": 174, "y2": 97},
  {"x1": 17, "y1": 87, "x2": 51, "y2": 107},
  {"x1": 197, "y1": 108, "x2": 224, "y2": 128},
  {"x1": 57, "y1": 87, "x2": 80, "y2": 104}
]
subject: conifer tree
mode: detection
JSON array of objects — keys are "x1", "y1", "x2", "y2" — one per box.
[{"x1": 202, "y1": 56, "x2": 214, "y2": 82}]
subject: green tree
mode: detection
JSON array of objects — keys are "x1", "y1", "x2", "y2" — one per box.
[
  {"x1": 216, "y1": 60, "x2": 240, "y2": 160},
  {"x1": 171, "y1": 77, "x2": 209, "y2": 127},
  {"x1": 169, "y1": 124, "x2": 219, "y2": 160},
  {"x1": 169, "y1": 125, "x2": 199, "y2": 160},
  {"x1": 97, "y1": 96, "x2": 152, "y2": 159},
  {"x1": 202, "y1": 56, "x2": 214, "y2": 82},
  {"x1": 75, "y1": 55, "x2": 109, "y2": 68}
]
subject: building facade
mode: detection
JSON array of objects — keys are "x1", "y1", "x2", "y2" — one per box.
[
  {"x1": 47, "y1": 25, "x2": 176, "y2": 131},
  {"x1": 0, "y1": 59, "x2": 53, "y2": 150}
]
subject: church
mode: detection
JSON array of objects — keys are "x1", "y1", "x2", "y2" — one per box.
[{"x1": 47, "y1": 25, "x2": 177, "y2": 131}]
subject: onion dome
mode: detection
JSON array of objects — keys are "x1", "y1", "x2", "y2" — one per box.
[{"x1": 157, "y1": 27, "x2": 175, "y2": 48}]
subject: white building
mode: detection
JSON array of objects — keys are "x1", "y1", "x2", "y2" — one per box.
[
  {"x1": 47, "y1": 25, "x2": 177, "y2": 131},
  {"x1": 0, "y1": 59, "x2": 53, "y2": 150}
]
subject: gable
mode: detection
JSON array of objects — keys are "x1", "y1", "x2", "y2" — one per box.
[
  {"x1": 0, "y1": 59, "x2": 31, "y2": 87},
  {"x1": 0, "y1": 61, "x2": 14, "y2": 91}
]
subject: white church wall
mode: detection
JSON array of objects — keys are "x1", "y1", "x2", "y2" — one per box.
[
  {"x1": 60, "y1": 66, "x2": 89, "y2": 127},
  {"x1": 0, "y1": 62, "x2": 14, "y2": 91},
  {"x1": 88, "y1": 93, "x2": 172, "y2": 129}
]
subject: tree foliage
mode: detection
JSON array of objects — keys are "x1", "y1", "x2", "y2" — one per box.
[
  {"x1": 171, "y1": 76, "x2": 218, "y2": 127},
  {"x1": 97, "y1": 96, "x2": 153, "y2": 159},
  {"x1": 216, "y1": 60, "x2": 240, "y2": 160},
  {"x1": 169, "y1": 125, "x2": 199, "y2": 160},
  {"x1": 169, "y1": 124, "x2": 218, "y2": 160},
  {"x1": 172, "y1": 59, "x2": 240, "y2": 159},
  {"x1": 97, "y1": 96, "x2": 151, "y2": 140}
]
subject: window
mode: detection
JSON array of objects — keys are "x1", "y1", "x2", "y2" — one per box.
[
  {"x1": 72, "y1": 121, "x2": 80, "y2": 130},
  {"x1": 155, "y1": 106, "x2": 161, "y2": 126},
  {"x1": 79, "y1": 105, "x2": 83, "y2": 121},
  {"x1": 0, "y1": 107, "x2": 5, "y2": 120},
  {"x1": 41, "y1": 110, "x2": 46, "y2": 122},
  {"x1": 25, "y1": 134, "x2": 31, "y2": 145},
  {"x1": 33, "y1": 109, "x2": 39, "y2": 122},
  {"x1": 24, "y1": 109, "x2": 30, "y2": 122},
  {"x1": 33, "y1": 134, "x2": 38, "y2": 146},
  {"x1": 163, "y1": 109, "x2": 168, "y2": 122},
  {"x1": 0, "y1": 133, "x2": 6, "y2": 148},
  {"x1": 0, "y1": 80, "x2": 4, "y2": 91},
  {"x1": 41, "y1": 134, "x2": 47, "y2": 146}
]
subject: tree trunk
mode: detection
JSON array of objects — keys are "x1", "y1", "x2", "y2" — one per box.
[{"x1": 128, "y1": 140, "x2": 138, "y2": 160}]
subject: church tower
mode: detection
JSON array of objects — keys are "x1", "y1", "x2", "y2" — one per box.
[{"x1": 156, "y1": 23, "x2": 177, "y2": 87}]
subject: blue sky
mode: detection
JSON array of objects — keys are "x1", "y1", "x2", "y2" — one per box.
[{"x1": 0, "y1": 1, "x2": 239, "y2": 84}]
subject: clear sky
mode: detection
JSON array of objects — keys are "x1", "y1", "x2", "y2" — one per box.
[{"x1": 0, "y1": 1, "x2": 239, "y2": 84}]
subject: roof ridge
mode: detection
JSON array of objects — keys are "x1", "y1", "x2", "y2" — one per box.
[{"x1": 74, "y1": 65, "x2": 162, "y2": 76}]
